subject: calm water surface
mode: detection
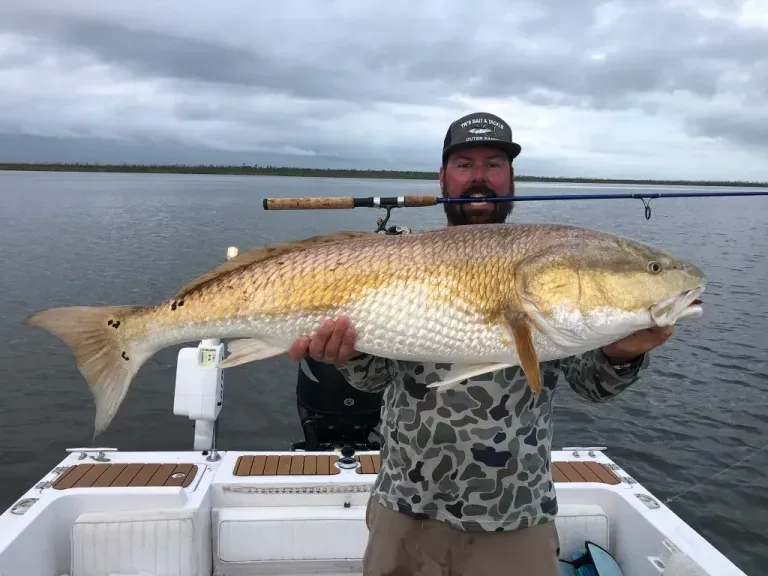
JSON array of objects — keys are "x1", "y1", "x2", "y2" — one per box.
[{"x1": 0, "y1": 171, "x2": 766, "y2": 573}]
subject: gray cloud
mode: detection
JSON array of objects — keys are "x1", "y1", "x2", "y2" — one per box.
[
  {"x1": 0, "y1": 0, "x2": 767, "y2": 180},
  {"x1": 686, "y1": 109, "x2": 768, "y2": 150}
]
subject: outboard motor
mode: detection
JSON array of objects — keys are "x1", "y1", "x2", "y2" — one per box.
[{"x1": 291, "y1": 356, "x2": 384, "y2": 451}]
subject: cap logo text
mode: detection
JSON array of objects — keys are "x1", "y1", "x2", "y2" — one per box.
[{"x1": 459, "y1": 117, "x2": 505, "y2": 130}]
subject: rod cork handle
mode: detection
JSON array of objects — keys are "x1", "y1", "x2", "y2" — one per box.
[
  {"x1": 404, "y1": 195, "x2": 438, "y2": 207},
  {"x1": 262, "y1": 197, "x2": 355, "y2": 210}
]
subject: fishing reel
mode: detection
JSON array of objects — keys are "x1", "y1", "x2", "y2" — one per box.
[
  {"x1": 375, "y1": 205, "x2": 412, "y2": 235},
  {"x1": 378, "y1": 224, "x2": 412, "y2": 235}
]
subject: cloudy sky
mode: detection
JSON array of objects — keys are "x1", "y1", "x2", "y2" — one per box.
[{"x1": 1, "y1": 0, "x2": 767, "y2": 180}]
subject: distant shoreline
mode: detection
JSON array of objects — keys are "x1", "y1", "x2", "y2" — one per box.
[{"x1": 1, "y1": 162, "x2": 767, "y2": 188}]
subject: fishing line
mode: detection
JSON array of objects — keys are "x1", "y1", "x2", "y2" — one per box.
[{"x1": 663, "y1": 439, "x2": 768, "y2": 504}]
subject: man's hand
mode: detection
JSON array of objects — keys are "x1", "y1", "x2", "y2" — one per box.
[
  {"x1": 287, "y1": 316, "x2": 358, "y2": 364},
  {"x1": 601, "y1": 326, "x2": 675, "y2": 363}
]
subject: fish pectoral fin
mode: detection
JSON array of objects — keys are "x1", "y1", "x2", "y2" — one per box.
[
  {"x1": 502, "y1": 310, "x2": 543, "y2": 394},
  {"x1": 511, "y1": 322, "x2": 542, "y2": 394},
  {"x1": 219, "y1": 338, "x2": 289, "y2": 368},
  {"x1": 426, "y1": 363, "x2": 513, "y2": 389}
]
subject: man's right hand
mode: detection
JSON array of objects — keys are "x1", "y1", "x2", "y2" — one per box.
[{"x1": 287, "y1": 316, "x2": 358, "y2": 365}]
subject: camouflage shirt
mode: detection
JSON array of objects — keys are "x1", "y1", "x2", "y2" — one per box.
[{"x1": 336, "y1": 349, "x2": 649, "y2": 532}]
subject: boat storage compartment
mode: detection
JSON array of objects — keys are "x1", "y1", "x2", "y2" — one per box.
[
  {"x1": 214, "y1": 504, "x2": 368, "y2": 574},
  {"x1": 70, "y1": 506, "x2": 211, "y2": 576},
  {"x1": 210, "y1": 502, "x2": 609, "y2": 574},
  {"x1": 553, "y1": 503, "x2": 610, "y2": 558}
]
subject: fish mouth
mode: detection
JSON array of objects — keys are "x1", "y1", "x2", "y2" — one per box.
[{"x1": 650, "y1": 286, "x2": 705, "y2": 327}]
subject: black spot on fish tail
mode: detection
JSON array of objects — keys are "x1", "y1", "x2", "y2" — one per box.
[
  {"x1": 107, "y1": 320, "x2": 120, "y2": 329},
  {"x1": 121, "y1": 351, "x2": 130, "y2": 361}
]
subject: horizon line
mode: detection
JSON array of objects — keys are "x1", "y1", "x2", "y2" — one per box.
[{"x1": 1, "y1": 162, "x2": 766, "y2": 188}]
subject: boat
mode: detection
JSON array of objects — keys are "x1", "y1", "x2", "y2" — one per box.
[
  {"x1": 0, "y1": 344, "x2": 750, "y2": 576},
  {"x1": 0, "y1": 245, "x2": 749, "y2": 576}
]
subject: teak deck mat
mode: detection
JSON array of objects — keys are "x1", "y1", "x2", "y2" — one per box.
[
  {"x1": 232, "y1": 454, "x2": 620, "y2": 484},
  {"x1": 52, "y1": 463, "x2": 198, "y2": 489}
]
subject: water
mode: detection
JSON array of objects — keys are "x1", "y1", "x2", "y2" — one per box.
[{"x1": 0, "y1": 170, "x2": 766, "y2": 573}]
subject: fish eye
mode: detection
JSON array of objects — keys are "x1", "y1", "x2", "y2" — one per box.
[{"x1": 647, "y1": 261, "x2": 662, "y2": 274}]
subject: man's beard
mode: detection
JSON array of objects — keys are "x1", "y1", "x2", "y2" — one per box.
[{"x1": 442, "y1": 182, "x2": 514, "y2": 226}]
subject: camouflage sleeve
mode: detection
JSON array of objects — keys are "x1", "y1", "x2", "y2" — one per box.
[
  {"x1": 560, "y1": 348, "x2": 650, "y2": 402},
  {"x1": 335, "y1": 353, "x2": 395, "y2": 393}
]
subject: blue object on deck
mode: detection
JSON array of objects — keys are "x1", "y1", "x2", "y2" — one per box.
[
  {"x1": 559, "y1": 541, "x2": 625, "y2": 575},
  {"x1": 559, "y1": 559, "x2": 580, "y2": 575}
]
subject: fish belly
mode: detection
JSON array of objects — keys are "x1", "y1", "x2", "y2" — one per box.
[
  {"x1": 242, "y1": 282, "x2": 516, "y2": 364},
  {"x1": 146, "y1": 287, "x2": 602, "y2": 368},
  {"x1": 237, "y1": 281, "x2": 593, "y2": 365}
]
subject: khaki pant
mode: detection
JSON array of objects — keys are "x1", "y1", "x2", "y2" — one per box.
[{"x1": 363, "y1": 497, "x2": 561, "y2": 576}]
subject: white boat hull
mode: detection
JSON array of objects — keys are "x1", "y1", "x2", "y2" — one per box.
[{"x1": 0, "y1": 447, "x2": 746, "y2": 576}]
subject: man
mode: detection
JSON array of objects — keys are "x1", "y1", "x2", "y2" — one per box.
[{"x1": 288, "y1": 111, "x2": 674, "y2": 575}]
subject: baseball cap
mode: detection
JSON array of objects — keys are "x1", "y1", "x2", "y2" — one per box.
[{"x1": 442, "y1": 111, "x2": 522, "y2": 164}]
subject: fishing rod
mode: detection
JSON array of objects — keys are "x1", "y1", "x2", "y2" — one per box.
[{"x1": 262, "y1": 189, "x2": 768, "y2": 231}]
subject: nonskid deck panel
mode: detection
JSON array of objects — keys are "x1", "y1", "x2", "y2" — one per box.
[
  {"x1": 52, "y1": 463, "x2": 199, "y2": 489},
  {"x1": 232, "y1": 454, "x2": 620, "y2": 483},
  {"x1": 233, "y1": 454, "x2": 341, "y2": 476},
  {"x1": 356, "y1": 453, "x2": 380, "y2": 474},
  {"x1": 552, "y1": 461, "x2": 620, "y2": 484},
  {"x1": 232, "y1": 454, "x2": 383, "y2": 476}
]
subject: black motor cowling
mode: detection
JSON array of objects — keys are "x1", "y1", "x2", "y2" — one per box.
[{"x1": 292, "y1": 357, "x2": 384, "y2": 451}]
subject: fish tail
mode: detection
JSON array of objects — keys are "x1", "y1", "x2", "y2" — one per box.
[{"x1": 24, "y1": 305, "x2": 150, "y2": 438}]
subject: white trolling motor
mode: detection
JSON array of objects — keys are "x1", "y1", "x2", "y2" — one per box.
[{"x1": 171, "y1": 245, "x2": 240, "y2": 461}]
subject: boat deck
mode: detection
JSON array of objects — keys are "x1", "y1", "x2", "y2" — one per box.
[
  {"x1": 45, "y1": 451, "x2": 622, "y2": 489},
  {"x1": 228, "y1": 453, "x2": 621, "y2": 483},
  {"x1": 551, "y1": 461, "x2": 620, "y2": 484},
  {"x1": 233, "y1": 454, "x2": 342, "y2": 476},
  {"x1": 51, "y1": 463, "x2": 199, "y2": 489}
]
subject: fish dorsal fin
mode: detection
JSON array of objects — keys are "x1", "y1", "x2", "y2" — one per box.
[{"x1": 174, "y1": 230, "x2": 375, "y2": 298}]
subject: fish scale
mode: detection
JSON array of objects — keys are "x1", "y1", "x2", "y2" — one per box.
[{"x1": 23, "y1": 223, "x2": 705, "y2": 437}]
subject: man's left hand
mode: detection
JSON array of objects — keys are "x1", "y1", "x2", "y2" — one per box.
[{"x1": 601, "y1": 326, "x2": 675, "y2": 363}]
